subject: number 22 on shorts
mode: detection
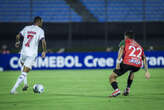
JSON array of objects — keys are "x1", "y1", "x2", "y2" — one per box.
[{"x1": 25, "y1": 35, "x2": 34, "y2": 47}]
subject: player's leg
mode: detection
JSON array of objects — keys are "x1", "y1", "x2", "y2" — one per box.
[
  {"x1": 123, "y1": 66, "x2": 140, "y2": 96},
  {"x1": 20, "y1": 62, "x2": 28, "y2": 91},
  {"x1": 10, "y1": 56, "x2": 32, "y2": 94},
  {"x1": 21, "y1": 56, "x2": 35, "y2": 91},
  {"x1": 123, "y1": 72, "x2": 134, "y2": 96},
  {"x1": 109, "y1": 63, "x2": 128, "y2": 97},
  {"x1": 22, "y1": 66, "x2": 29, "y2": 91},
  {"x1": 10, "y1": 66, "x2": 30, "y2": 94},
  {"x1": 109, "y1": 72, "x2": 120, "y2": 97}
]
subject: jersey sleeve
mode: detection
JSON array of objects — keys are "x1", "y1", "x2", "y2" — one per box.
[
  {"x1": 119, "y1": 40, "x2": 125, "y2": 47},
  {"x1": 39, "y1": 30, "x2": 45, "y2": 40},
  {"x1": 20, "y1": 26, "x2": 26, "y2": 37}
]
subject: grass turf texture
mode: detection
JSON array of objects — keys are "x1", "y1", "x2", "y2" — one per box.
[{"x1": 0, "y1": 69, "x2": 164, "y2": 110}]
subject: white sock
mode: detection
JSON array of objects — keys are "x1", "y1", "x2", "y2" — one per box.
[
  {"x1": 21, "y1": 66, "x2": 23, "y2": 72},
  {"x1": 24, "y1": 76, "x2": 28, "y2": 86},
  {"x1": 11, "y1": 72, "x2": 27, "y2": 92},
  {"x1": 21, "y1": 66, "x2": 28, "y2": 86}
]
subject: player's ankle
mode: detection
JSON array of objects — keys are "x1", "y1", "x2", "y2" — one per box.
[
  {"x1": 111, "y1": 82, "x2": 118, "y2": 90},
  {"x1": 10, "y1": 89, "x2": 16, "y2": 94},
  {"x1": 24, "y1": 84, "x2": 28, "y2": 87},
  {"x1": 127, "y1": 87, "x2": 130, "y2": 90}
]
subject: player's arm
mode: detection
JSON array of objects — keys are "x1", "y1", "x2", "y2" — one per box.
[
  {"x1": 142, "y1": 55, "x2": 150, "y2": 79},
  {"x1": 41, "y1": 38, "x2": 47, "y2": 58},
  {"x1": 116, "y1": 40, "x2": 125, "y2": 69},
  {"x1": 15, "y1": 33, "x2": 21, "y2": 48},
  {"x1": 116, "y1": 45, "x2": 124, "y2": 69},
  {"x1": 16, "y1": 26, "x2": 26, "y2": 48}
]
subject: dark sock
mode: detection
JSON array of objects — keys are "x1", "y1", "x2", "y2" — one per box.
[
  {"x1": 111, "y1": 82, "x2": 118, "y2": 90},
  {"x1": 127, "y1": 79, "x2": 133, "y2": 88}
]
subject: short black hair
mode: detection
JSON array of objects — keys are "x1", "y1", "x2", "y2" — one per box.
[
  {"x1": 33, "y1": 16, "x2": 42, "y2": 24},
  {"x1": 124, "y1": 31, "x2": 135, "y2": 39}
]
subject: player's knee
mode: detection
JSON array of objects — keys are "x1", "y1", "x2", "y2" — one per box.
[
  {"x1": 109, "y1": 73, "x2": 117, "y2": 81},
  {"x1": 23, "y1": 66, "x2": 30, "y2": 73}
]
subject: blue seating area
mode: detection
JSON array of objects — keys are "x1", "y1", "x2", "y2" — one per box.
[
  {"x1": 0, "y1": 0, "x2": 82, "y2": 22},
  {"x1": 32, "y1": 0, "x2": 82, "y2": 22},
  {"x1": 0, "y1": 0, "x2": 31, "y2": 22},
  {"x1": 80, "y1": 0, "x2": 164, "y2": 22},
  {"x1": 80, "y1": 0, "x2": 106, "y2": 22},
  {"x1": 0, "y1": 0, "x2": 163, "y2": 22},
  {"x1": 145, "y1": 0, "x2": 164, "y2": 21},
  {"x1": 107, "y1": 0, "x2": 143, "y2": 21}
]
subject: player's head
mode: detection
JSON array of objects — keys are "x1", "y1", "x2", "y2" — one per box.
[
  {"x1": 33, "y1": 16, "x2": 43, "y2": 27},
  {"x1": 124, "y1": 31, "x2": 135, "y2": 40}
]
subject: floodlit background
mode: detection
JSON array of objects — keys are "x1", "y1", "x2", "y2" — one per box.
[
  {"x1": 0, "y1": 1, "x2": 164, "y2": 110},
  {"x1": 0, "y1": 0, "x2": 164, "y2": 52}
]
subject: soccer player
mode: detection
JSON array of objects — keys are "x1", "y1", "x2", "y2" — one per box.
[
  {"x1": 10, "y1": 16, "x2": 47, "y2": 94},
  {"x1": 109, "y1": 31, "x2": 150, "y2": 97}
]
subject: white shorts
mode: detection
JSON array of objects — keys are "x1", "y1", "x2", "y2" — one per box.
[{"x1": 19, "y1": 54, "x2": 36, "y2": 69}]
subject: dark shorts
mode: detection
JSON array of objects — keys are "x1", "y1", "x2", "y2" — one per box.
[{"x1": 113, "y1": 63, "x2": 140, "y2": 76}]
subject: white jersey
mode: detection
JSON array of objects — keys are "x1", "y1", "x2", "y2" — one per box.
[{"x1": 20, "y1": 25, "x2": 45, "y2": 57}]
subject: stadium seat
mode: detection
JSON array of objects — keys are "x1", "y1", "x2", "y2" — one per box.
[
  {"x1": 0, "y1": 0, "x2": 82, "y2": 22},
  {"x1": 80, "y1": 0, "x2": 164, "y2": 22},
  {"x1": 0, "y1": 0, "x2": 163, "y2": 22}
]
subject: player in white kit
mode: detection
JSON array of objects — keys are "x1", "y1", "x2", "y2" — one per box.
[{"x1": 10, "y1": 16, "x2": 47, "y2": 94}]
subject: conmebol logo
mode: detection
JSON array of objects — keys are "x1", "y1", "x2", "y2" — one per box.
[{"x1": 7, "y1": 53, "x2": 164, "y2": 70}]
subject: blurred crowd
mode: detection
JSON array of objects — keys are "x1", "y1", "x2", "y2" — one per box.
[
  {"x1": 0, "y1": 44, "x2": 155, "y2": 54},
  {"x1": 0, "y1": 44, "x2": 10, "y2": 54}
]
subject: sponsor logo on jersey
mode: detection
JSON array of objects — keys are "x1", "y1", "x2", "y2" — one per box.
[
  {"x1": 129, "y1": 59, "x2": 141, "y2": 65},
  {"x1": 27, "y1": 31, "x2": 36, "y2": 34}
]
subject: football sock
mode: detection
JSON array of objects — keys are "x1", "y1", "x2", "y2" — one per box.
[
  {"x1": 24, "y1": 76, "x2": 28, "y2": 86},
  {"x1": 11, "y1": 72, "x2": 27, "y2": 92},
  {"x1": 21, "y1": 66, "x2": 28, "y2": 86},
  {"x1": 21, "y1": 66, "x2": 23, "y2": 72},
  {"x1": 111, "y1": 81, "x2": 118, "y2": 90},
  {"x1": 127, "y1": 79, "x2": 133, "y2": 88}
]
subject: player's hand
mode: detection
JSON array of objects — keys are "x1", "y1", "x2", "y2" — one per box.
[
  {"x1": 145, "y1": 71, "x2": 150, "y2": 80},
  {"x1": 15, "y1": 41, "x2": 20, "y2": 48},
  {"x1": 116, "y1": 63, "x2": 120, "y2": 70},
  {"x1": 41, "y1": 51, "x2": 46, "y2": 58}
]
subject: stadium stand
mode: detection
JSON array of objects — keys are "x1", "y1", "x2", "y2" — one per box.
[
  {"x1": 80, "y1": 0, "x2": 164, "y2": 22},
  {"x1": 79, "y1": 0, "x2": 106, "y2": 22},
  {"x1": 32, "y1": 0, "x2": 82, "y2": 22},
  {"x1": 0, "y1": 0, "x2": 82, "y2": 22},
  {"x1": 145, "y1": 0, "x2": 164, "y2": 21},
  {"x1": 0, "y1": 0, "x2": 164, "y2": 22},
  {"x1": 0, "y1": 0, "x2": 31, "y2": 22}
]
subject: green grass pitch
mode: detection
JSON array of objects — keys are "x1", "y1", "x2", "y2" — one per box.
[{"x1": 0, "y1": 69, "x2": 164, "y2": 110}]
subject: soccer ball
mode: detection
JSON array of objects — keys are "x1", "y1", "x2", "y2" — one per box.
[{"x1": 33, "y1": 84, "x2": 44, "y2": 93}]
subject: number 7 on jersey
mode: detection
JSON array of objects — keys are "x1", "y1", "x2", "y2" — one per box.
[{"x1": 25, "y1": 35, "x2": 34, "y2": 47}]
